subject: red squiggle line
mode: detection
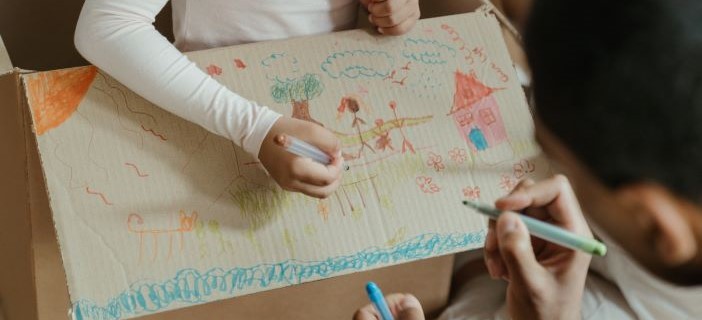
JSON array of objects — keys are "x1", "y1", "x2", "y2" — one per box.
[
  {"x1": 85, "y1": 187, "x2": 113, "y2": 205},
  {"x1": 124, "y1": 162, "x2": 149, "y2": 177},
  {"x1": 140, "y1": 125, "x2": 167, "y2": 141}
]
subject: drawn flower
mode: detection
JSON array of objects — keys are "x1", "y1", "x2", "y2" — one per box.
[
  {"x1": 233, "y1": 58, "x2": 247, "y2": 69},
  {"x1": 462, "y1": 186, "x2": 481, "y2": 199},
  {"x1": 374, "y1": 119, "x2": 394, "y2": 151},
  {"x1": 206, "y1": 64, "x2": 222, "y2": 76},
  {"x1": 416, "y1": 176, "x2": 440, "y2": 194},
  {"x1": 426, "y1": 152, "x2": 445, "y2": 172},
  {"x1": 499, "y1": 174, "x2": 516, "y2": 192},
  {"x1": 389, "y1": 100, "x2": 397, "y2": 110},
  {"x1": 513, "y1": 160, "x2": 536, "y2": 179},
  {"x1": 449, "y1": 148, "x2": 468, "y2": 164}
]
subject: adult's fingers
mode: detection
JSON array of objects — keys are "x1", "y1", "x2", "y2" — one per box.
[
  {"x1": 484, "y1": 220, "x2": 506, "y2": 279},
  {"x1": 495, "y1": 175, "x2": 585, "y2": 228},
  {"x1": 496, "y1": 212, "x2": 545, "y2": 283}
]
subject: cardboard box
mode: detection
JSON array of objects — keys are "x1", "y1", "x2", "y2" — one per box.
[
  {"x1": 0, "y1": 10, "x2": 544, "y2": 320},
  {"x1": 0, "y1": 67, "x2": 455, "y2": 319},
  {"x1": 0, "y1": 35, "x2": 11, "y2": 72}
]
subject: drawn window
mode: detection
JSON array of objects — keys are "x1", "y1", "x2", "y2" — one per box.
[
  {"x1": 479, "y1": 108, "x2": 496, "y2": 125},
  {"x1": 457, "y1": 112, "x2": 474, "y2": 127}
]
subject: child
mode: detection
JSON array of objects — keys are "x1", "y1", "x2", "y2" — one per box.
[
  {"x1": 74, "y1": 0, "x2": 420, "y2": 198},
  {"x1": 355, "y1": 0, "x2": 702, "y2": 319}
]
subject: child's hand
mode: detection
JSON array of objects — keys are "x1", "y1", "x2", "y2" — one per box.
[
  {"x1": 353, "y1": 293, "x2": 425, "y2": 320},
  {"x1": 361, "y1": 0, "x2": 421, "y2": 35},
  {"x1": 258, "y1": 117, "x2": 343, "y2": 198},
  {"x1": 485, "y1": 175, "x2": 592, "y2": 320}
]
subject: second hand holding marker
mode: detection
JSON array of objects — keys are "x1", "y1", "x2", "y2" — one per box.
[
  {"x1": 274, "y1": 134, "x2": 349, "y2": 171},
  {"x1": 366, "y1": 282, "x2": 394, "y2": 320},
  {"x1": 463, "y1": 200, "x2": 607, "y2": 256}
]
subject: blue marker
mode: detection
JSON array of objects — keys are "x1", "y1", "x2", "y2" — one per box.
[{"x1": 366, "y1": 282, "x2": 394, "y2": 320}]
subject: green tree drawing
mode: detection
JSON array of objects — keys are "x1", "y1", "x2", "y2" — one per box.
[{"x1": 270, "y1": 73, "x2": 324, "y2": 126}]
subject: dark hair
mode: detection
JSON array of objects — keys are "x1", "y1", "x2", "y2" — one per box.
[{"x1": 526, "y1": 0, "x2": 702, "y2": 201}]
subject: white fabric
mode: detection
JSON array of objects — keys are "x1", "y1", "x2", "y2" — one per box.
[
  {"x1": 589, "y1": 226, "x2": 702, "y2": 320},
  {"x1": 75, "y1": 0, "x2": 357, "y2": 156}
]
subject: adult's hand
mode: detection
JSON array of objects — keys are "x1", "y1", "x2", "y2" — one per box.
[{"x1": 484, "y1": 175, "x2": 593, "y2": 320}]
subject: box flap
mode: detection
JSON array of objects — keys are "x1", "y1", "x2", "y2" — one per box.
[
  {"x1": 0, "y1": 71, "x2": 38, "y2": 320},
  {"x1": 23, "y1": 12, "x2": 550, "y2": 319},
  {"x1": 0, "y1": 35, "x2": 12, "y2": 73}
]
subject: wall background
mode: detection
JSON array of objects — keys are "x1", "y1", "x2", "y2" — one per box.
[{"x1": 0, "y1": 0, "x2": 483, "y2": 70}]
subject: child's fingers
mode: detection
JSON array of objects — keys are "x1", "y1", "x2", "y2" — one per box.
[
  {"x1": 378, "y1": 11, "x2": 418, "y2": 35},
  {"x1": 287, "y1": 178, "x2": 341, "y2": 199},
  {"x1": 369, "y1": 5, "x2": 414, "y2": 29},
  {"x1": 359, "y1": 0, "x2": 372, "y2": 10},
  {"x1": 301, "y1": 125, "x2": 341, "y2": 157},
  {"x1": 368, "y1": 0, "x2": 403, "y2": 18},
  {"x1": 289, "y1": 157, "x2": 341, "y2": 187}
]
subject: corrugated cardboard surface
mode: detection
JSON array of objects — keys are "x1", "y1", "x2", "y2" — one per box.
[
  {"x1": 21, "y1": 12, "x2": 548, "y2": 319},
  {"x1": 0, "y1": 68, "x2": 454, "y2": 320}
]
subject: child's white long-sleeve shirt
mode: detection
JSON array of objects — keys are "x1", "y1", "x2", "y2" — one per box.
[{"x1": 75, "y1": 0, "x2": 357, "y2": 156}]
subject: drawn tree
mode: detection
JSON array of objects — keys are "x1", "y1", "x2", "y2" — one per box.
[{"x1": 270, "y1": 73, "x2": 325, "y2": 126}]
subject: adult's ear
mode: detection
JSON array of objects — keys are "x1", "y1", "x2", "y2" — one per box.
[{"x1": 614, "y1": 183, "x2": 698, "y2": 266}]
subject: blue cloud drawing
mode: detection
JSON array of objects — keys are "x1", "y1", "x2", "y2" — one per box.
[
  {"x1": 320, "y1": 50, "x2": 395, "y2": 79},
  {"x1": 402, "y1": 38, "x2": 457, "y2": 65}
]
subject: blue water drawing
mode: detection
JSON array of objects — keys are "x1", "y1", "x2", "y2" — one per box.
[{"x1": 71, "y1": 231, "x2": 485, "y2": 320}]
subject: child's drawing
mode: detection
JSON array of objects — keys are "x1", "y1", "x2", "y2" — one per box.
[
  {"x1": 513, "y1": 159, "x2": 536, "y2": 179},
  {"x1": 321, "y1": 50, "x2": 394, "y2": 79},
  {"x1": 85, "y1": 186, "x2": 113, "y2": 206},
  {"x1": 270, "y1": 73, "x2": 325, "y2": 126},
  {"x1": 337, "y1": 94, "x2": 375, "y2": 159},
  {"x1": 195, "y1": 218, "x2": 233, "y2": 258},
  {"x1": 333, "y1": 175, "x2": 382, "y2": 216},
  {"x1": 416, "y1": 176, "x2": 440, "y2": 194},
  {"x1": 24, "y1": 13, "x2": 547, "y2": 318},
  {"x1": 205, "y1": 64, "x2": 222, "y2": 76},
  {"x1": 426, "y1": 152, "x2": 445, "y2": 172},
  {"x1": 127, "y1": 211, "x2": 198, "y2": 263},
  {"x1": 448, "y1": 71, "x2": 508, "y2": 153},
  {"x1": 233, "y1": 58, "x2": 247, "y2": 69},
  {"x1": 448, "y1": 148, "x2": 468, "y2": 164},
  {"x1": 402, "y1": 38, "x2": 457, "y2": 65},
  {"x1": 462, "y1": 186, "x2": 481, "y2": 200},
  {"x1": 498, "y1": 174, "x2": 517, "y2": 192}
]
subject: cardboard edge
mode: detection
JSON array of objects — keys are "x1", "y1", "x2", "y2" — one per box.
[
  {"x1": 0, "y1": 70, "x2": 39, "y2": 320},
  {"x1": 19, "y1": 72, "x2": 73, "y2": 319}
]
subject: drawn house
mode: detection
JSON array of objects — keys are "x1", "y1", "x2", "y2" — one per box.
[{"x1": 448, "y1": 70, "x2": 508, "y2": 152}]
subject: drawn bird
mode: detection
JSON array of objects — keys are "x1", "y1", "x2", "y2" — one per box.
[
  {"x1": 392, "y1": 76, "x2": 408, "y2": 86},
  {"x1": 401, "y1": 62, "x2": 411, "y2": 71},
  {"x1": 383, "y1": 70, "x2": 396, "y2": 80}
]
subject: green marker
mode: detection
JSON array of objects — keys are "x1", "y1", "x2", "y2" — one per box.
[{"x1": 463, "y1": 200, "x2": 607, "y2": 256}]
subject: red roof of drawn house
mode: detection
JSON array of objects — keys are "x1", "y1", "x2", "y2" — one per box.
[{"x1": 449, "y1": 70, "x2": 500, "y2": 115}]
